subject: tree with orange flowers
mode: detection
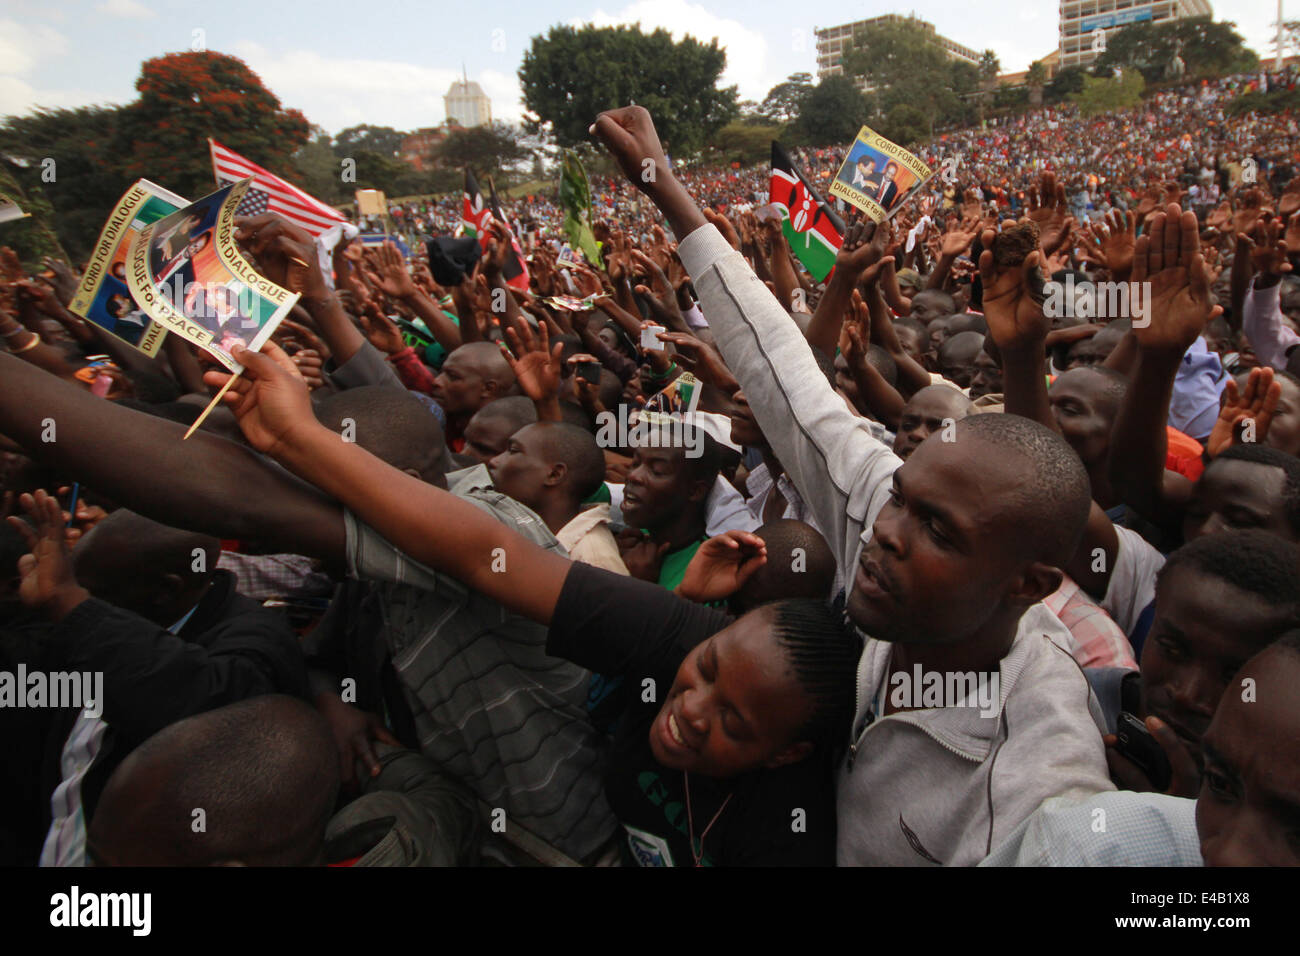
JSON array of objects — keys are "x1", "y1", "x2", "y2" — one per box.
[{"x1": 117, "y1": 51, "x2": 311, "y2": 199}]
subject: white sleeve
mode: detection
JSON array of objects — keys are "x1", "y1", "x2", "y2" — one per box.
[
  {"x1": 705, "y1": 475, "x2": 761, "y2": 535},
  {"x1": 1100, "y1": 526, "x2": 1166, "y2": 637},
  {"x1": 678, "y1": 223, "x2": 899, "y2": 573}
]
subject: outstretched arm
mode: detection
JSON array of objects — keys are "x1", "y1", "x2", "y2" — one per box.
[
  {"x1": 0, "y1": 353, "x2": 344, "y2": 560},
  {"x1": 204, "y1": 345, "x2": 571, "y2": 625}
]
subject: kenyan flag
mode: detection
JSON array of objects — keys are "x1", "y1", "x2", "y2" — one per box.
[
  {"x1": 462, "y1": 169, "x2": 492, "y2": 238},
  {"x1": 770, "y1": 142, "x2": 844, "y2": 282},
  {"x1": 488, "y1": 176, "x2": 530, "y2": 292}
]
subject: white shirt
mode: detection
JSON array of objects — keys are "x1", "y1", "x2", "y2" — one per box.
[
  {"x1": 41, "y1": 604, "x2": 197, "y2": 867},
  {"x1": 1101, "y1": 525, "x2": 1165, "y2": 639}
]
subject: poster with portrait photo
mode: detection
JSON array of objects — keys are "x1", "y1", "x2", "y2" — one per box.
[
  {"x1": 125, "y1": 178, "x2": 300, "y2": 372},
  {"x1": 828, "y1": 126, "x2": 934, "y2": 223},
  {"x1": 69, "y1": 179, "x2": 189, "y2": 355}
]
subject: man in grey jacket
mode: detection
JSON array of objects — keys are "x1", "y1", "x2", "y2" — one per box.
[{"x1": 592, "y1": 105, "x2": 1115, "y2": 865}]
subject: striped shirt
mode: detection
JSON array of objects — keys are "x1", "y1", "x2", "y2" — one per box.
[{"x1": 343, "y1": 493, "x2": 617, "y2": 862}]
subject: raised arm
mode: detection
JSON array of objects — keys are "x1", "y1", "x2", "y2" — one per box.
[
  {"x1": 1106, "y1": 204, "x2": 1211, "y2": 530},
  {"x1": 926, "y1": 215, "x2": 980, "y2": 291},
  {"x1": 862, "y1": 269, "x2": 931, "y2": 398},
  {"x1": 374, "y1": 241, "x2": 462, "y2": 353},
  {"x1": 1239, "y1": 221, "x2": 1300, "y2": 371},
  {"x1": 804, "y1": 217, "x2": 882, "y2": 359},
  {"x1": 591, "y1": 106, "x2": 898, "y2": 569},
  {"x1": 841, "y1": 304, "x2": 904, "y2": 428},
  {"x1": 977, "y1": 224, "x2": 1054, "y2": 431}
]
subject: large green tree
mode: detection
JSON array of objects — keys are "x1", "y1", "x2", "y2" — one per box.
[
  {"x1": 759, "y1": 72, "x2": 814, "y2": 123},
  {"x1": 1094, "y1": 16, "x2": 1257, "y2": 83},
  {"x1": 1026, "y1": 60, "x2": 1048, "y2": 107},
  {"x1": 294, "y1": 127, "x2": 348, "y2": 205},
  {"x1": 840, "y1": 18, "x2": 974, "y2": 138},
  {"x1": 519, "y1": 24, "x2": 738, "y2": 153},
  {"x1": 1070, "y1": 70, "x2": 1146, "y2": 116},
  {"x1": 334, "y1": 125, "x2": 407, "y2": 159},
  {"x1": 790, "y1": 75, "x2": 874, "y2": 145},
  {"x1": 0, "y1": 106, "x2": 124, "y2": 263},
  {"x1": 1045, "y1": 65, "x2": 1089, "y2": 103},
  {"x1": 708, "y1": 120, "x2": 784, "y2": 165},
  {"x1": 116, "y1": 51, "x2": 311, "y2": 200},
  {"x1": 0, "y1": 162, "x2": 69, "y2": 267},
  {"x1": 435, "y1": 122, "x2": 532, "y2": 179}
]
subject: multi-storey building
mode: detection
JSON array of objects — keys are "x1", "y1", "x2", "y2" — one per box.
[
  {"x1": 815, "y1": 13, "x2": 981, "y2": 86},
  {"x1": 1058, "y1": 0, "x2": 1214, "y2": 69}
]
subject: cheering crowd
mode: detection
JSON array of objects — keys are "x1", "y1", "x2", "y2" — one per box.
[{"x1": 1, "y1": 72, "x2": 1300, "y2": 867}]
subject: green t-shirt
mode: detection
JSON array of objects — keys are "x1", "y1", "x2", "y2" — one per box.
[
  {"x1": 583, "y1": 481, "x2": 612, "y2": 506},
  {"x1": 657, "y1": 539, "x2": 704, "y2": 591},
  {"x1": 420, "y1": 310, "x2": 460, "y2": 369}
]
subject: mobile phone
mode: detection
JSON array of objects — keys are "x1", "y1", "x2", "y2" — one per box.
[
  {"x1": 640, "y1": 324, "x2": 666, "y2": 351},
  {"x1": 1114, "y1": 712, "x2": 1172, "y2": 791},
  {"x1": 575, "y1": 360, "x2": 601, "y2": 383}
]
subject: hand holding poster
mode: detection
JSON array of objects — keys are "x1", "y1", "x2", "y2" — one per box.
[
  {"x1": 828, "y1": 127, "x2": 934, "y2": 223},
  {"x1": 69, "y1": 179, "x2": 188, "y2": 355},
  {"x1": 542, "y1": 293, "x2": 602, "y2": 312},
  {"x1": 125, "y1": 179, "x2": 300, "y2": 372},
  {"x1": 642, "y1": 371, "x2": 701, "y2": 417}
]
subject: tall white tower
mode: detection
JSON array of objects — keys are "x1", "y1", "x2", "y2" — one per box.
[{"x1": 444, "y1": 68, "x2": 493, "y2": 128}]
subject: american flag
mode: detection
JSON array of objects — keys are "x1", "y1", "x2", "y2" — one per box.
[{"x1": 208, "y1": 139, "x2": 346, "y2": 238}]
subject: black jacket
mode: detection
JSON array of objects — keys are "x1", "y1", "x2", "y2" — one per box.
[{"x1": 40, "y1": 569, "x2": 308, "y2": 832}]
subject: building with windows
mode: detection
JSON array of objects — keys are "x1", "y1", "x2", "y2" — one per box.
[
  {"x1": 1058, "y1": 0, "x2": 1213, "y2": 69},
  {"x1": 815, "y1": 14, "x2": 981, "y2": 84},
  {"x1": 444, "y1": 74, "x2": 492, "y2": 128}
]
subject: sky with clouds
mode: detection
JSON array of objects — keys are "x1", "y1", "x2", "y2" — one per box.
[{"x1": 0, "y1": 0, "x2": 1292, "y2": 135}]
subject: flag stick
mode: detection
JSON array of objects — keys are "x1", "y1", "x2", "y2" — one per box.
[{"x1": 183, "y1": 372, "x2": 239, "y2": 440}]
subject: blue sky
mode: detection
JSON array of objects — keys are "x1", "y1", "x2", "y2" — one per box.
[{"x1": 0, "y1": 0, "x2": 1290, "y2": 135}]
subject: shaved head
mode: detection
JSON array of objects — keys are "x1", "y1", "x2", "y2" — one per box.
[
  {"x1": 315, "y1": 386, "x2": 448, "y2": 483},
  {"x1": 961, "y1": 413, "x2": 1092, "y2": 565},
  {"x1": 734, "y1": 519, "x2": 837, "y2": 614},
  {"x1": 432, "y1": 342, "x2": 517, "y2": 420},
  {"x1": 88, "y1": 695, "x2": 338, "y2": 866},
  {"x1": 457, "y1": 341, "x2": 515, "y2": 381}
]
